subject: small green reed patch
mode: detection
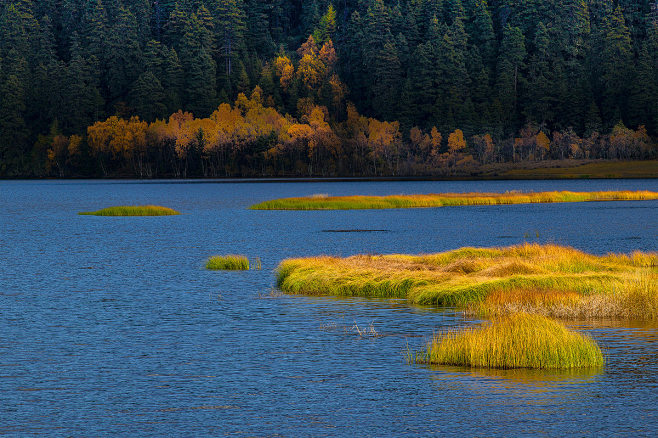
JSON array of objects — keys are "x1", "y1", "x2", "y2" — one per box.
[
  {"x1": 79, "y1": 205, "x2": 180, "y2": 216},
  {"x1": 206, "y1": 255, "x2": 250, "y2": 271},
  {"x1": 416, "y1": 313, "x2": 604, "y2": 369},
  {"x1": 250, "y1": 190, "x2": 658, "y2": 210}
]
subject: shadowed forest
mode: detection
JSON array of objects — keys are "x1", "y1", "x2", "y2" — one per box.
[{"x1": 1, "y1": 0, "x2": 657, "y2": 177}]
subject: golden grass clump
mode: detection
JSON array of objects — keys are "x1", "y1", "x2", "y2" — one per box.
[
  {"x1": 276, "y1": 243, "x2": 657, "y2": 318},
  {"x1": 206, "y1": 255, "x2": 250, "y2": 271},
  {"x1": 250, "y1": 190, "x2": 658, "y2": 210},
  {"x1": 417, "y1": 313, "x2": 604, "y2": 369},
  {"x1": 79, "y1": 205, "x2": 180, "y2": 216}
]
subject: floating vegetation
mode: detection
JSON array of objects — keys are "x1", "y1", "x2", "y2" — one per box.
[
  {"x1": 416, "y1": 313, "x2": 604, "y2": 369},
  {"x1": 206, "y1": 255, "x2": 250, "y2": 271},
  {"x1": 276, "y1": 243, "x2": 657, "y2": 318},
  {"x1": 250, "y1": 190, "x2": 658, "y2": 210},
  {"x1": 79, "y1": 205, "x2": 180, "y2": 216}
]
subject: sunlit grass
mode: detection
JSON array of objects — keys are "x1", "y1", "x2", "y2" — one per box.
[
  {"x1": 206, "y1": 255, "x2": 250, "y2": 271},
  {"x1": 276, "y1": 243, "x2": 657, "y2": 318},
  {"x1": 467, "y1": 272, "x2": 658, "y2": 319},
  {"x1": 416, "y1": 313, "x2": 604, "y2": 369},
  {"x1": 79, "y1": 205, "x2": 180, "y2": 216},
  {"x1": 250, "y1": 190, "x2": 658, "y2": 210}
]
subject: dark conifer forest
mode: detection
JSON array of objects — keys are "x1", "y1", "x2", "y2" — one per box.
[{"x1": 1, "y1": 0, "x2": 657, "y2": 177}]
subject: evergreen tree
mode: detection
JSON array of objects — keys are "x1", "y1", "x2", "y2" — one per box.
[
  {"x1": 105, "y1": 6, "x2": 142, "y2": 102},
  {"x1": 130, "y1": 71, "x2": 167, "y2": 121},
  {"x1": 371, "y1": 38, "x2": 403, "y2": 120},
  {"x1": 81, "y1": 0, "x2": 107, "y2": 61},
  {"x1": 213, "y1": 0, "x2": 247, "y2": 77},
  {"x1": 163, "y1": 47, "x2": 184, "y2": 113},
  {"x1": 495, "y1": 25, "x2": 525, "y2": 131},
  {"x1": 0, "y1": 75, "x2": 29, "y2": 175},
  {"x1": 600, "y1": 6, "x2": 632, "y2": 126}
]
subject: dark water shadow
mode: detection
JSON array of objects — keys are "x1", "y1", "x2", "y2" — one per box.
[{"x1": 321, "y1": 229, "x2": 391, "y2": 233}]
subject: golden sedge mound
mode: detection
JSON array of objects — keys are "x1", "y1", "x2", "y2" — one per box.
[{"x1": 417, "y1": 313, "x2": 604, "y2": 369}]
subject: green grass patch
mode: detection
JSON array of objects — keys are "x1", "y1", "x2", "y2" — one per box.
[
  {"x1": 250, "y1": 190, "x2": 658, "y2": 210},
  {"x1": 276, "y1": 243, "x2": 657, "y2": 318},
  {"x1": 206, "y1": 255, "x2": 250, "y2": 271},
  {"x1": 416, "y1": 313, "x2": 604, "y2": 369},
  {"x1": 502, "y1": 160, "x2": 658, "y2": 179},
  {"x1": 79, "y1": 205, "x2": 180, "y2": 216}
]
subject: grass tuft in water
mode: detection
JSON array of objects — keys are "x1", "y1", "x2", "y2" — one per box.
[
  {"x1": 79, "y1": 205, "x2": 180, "y2": 216},
  {"x1": 250, "y1": 190, "x2": 658, "y2": 210},
  {"x1": 417, "y1": 313, "x2": 604, "y2": 369},
  {"x1": 276, "y1": 243, "x2": 657, "y2": 318},
  {"x1": 206, "y1": 255, "x2": 250, "y2": 271}
]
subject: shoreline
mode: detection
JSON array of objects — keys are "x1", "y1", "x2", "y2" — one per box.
[{"x1": 2, "y1": 160, "x2": 656, "y2": 182}]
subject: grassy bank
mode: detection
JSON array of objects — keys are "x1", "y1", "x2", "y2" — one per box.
[
  {"x1": 276, "y1": 244, "x2": 657, "y2": 318},
  {"x1": 416, "y1": 313, "x2": 604, "y2": 369},
  {"x1": 501, "y1": 160, "x2": 658, "y2": 179},
  {"x1": 206, "y1": 255, "x2": 250, "y2": 270},
  {"x1": 79, "y1": 205, "x2": 180, "y2": 216},
  {"x1": 251, "y1": 190, "x2": 658, "y2": 210}
]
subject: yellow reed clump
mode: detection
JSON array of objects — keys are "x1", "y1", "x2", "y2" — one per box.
[
  {"x1": 79, "y1": 205, "x2": 180, "y2": 216},
  {"x1": 417, "y1": 313, "x2": 604, "y2": 369},
  {"x1": 251, "y1": 190, "x2": 658, "y2": 210},
  {"x1": 206, "y1": 255, "x2": 250, "y2": 271}
]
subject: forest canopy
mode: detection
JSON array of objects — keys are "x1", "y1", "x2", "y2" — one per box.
[{"x1": 1, "y1": 0, "x2": 657, "y2": 177}]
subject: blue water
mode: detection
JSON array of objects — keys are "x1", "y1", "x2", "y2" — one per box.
[{"x1": 1, "y1": 179, "x2": 657, "y2": 436}]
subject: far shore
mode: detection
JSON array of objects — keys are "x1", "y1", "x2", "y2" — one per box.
[{"x1": 1, "y1": 160, "x2": 656, "y2": 181}]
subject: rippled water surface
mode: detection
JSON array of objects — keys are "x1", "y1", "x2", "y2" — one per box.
[{"x1": 1, "y1": 179, "x2": 657, "y2": 436}]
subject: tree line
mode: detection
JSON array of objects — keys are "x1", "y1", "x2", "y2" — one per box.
[{"x1": 1, "y1": 0, "x2": 657, "y2": 177}]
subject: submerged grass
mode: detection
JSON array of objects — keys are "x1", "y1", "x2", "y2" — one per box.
[
  {"x1": 79, "y1": 205, "x2": 180, "y2": 216},
  {"x1": 250, "y1": 190, "x2": 658, "y2": 210},
  {"x1": 416, "y1": 313, "x2": 604, "y2": 369},
  {"x1": 276, "y1": 243, "x2": 657, "y2": 318},
  {"x1": 206, "y1": 255, "x2": 250, "y2": 271}
]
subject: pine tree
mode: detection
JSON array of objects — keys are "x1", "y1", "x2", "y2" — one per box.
[
  {"x1": 213, "y1": 0, "x2": 247, "y2": 77},
  {"x1": 524, "y1": 22, "x2": 554, "y2": 126},
  {"x1": 312, "y1": 4, "x2": 337, "y2": 46},
  {"x1": 467, "y1": 0, "x2": 495, "y2": 68},
  {"x1": 600, "y1": 6, "x2": 632, "y2": 126},
  {"x1": 372, "y1": 38, "x2": 403, "y2": 120},
  {"x1": 105, "y1": 6, "x2": 142, "y2": 102},
  {"x1": 244, "y1": 0, "x2": 274, "y2": 55},
  {"x1": 62, "y1": 36, "x2": 104, "y2": 133},
  {"x1": 0, "y1": 75, "x2": 29, "y2": 175},
  {"x1": 180, "y1": 13, "x2": 217, "y2": 117},
  {"x1": 163, "y1": 47, "x2": 184, "y2": 114},
  {"x1": 495, "y1": 25, "x2": 525, "y2": 131},
  {"x1": 130, "y1": 71, "x2": 167, "y2": 121},
  {"x1": 81, "y1": 0, "x2": 107, "y2": 61}
]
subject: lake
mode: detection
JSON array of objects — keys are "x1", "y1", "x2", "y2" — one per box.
[{"x1": 1, "y1": 179, "x2": 657, "y2": 436}]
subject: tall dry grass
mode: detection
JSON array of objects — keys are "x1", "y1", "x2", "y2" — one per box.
[
  {"x1": 416, "y1": 313, "x2": 604, "y2": 369},
  {"x1": 276, "y1": 243, "x2": 657, "y2": 318},
  {"x1": 251, "y1": 190, "x2": 658, "y2": 210}
]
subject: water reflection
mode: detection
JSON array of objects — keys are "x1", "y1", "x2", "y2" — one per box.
[{"x1": 428, "y1": 364, "x2": 603, "y2": 387}]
